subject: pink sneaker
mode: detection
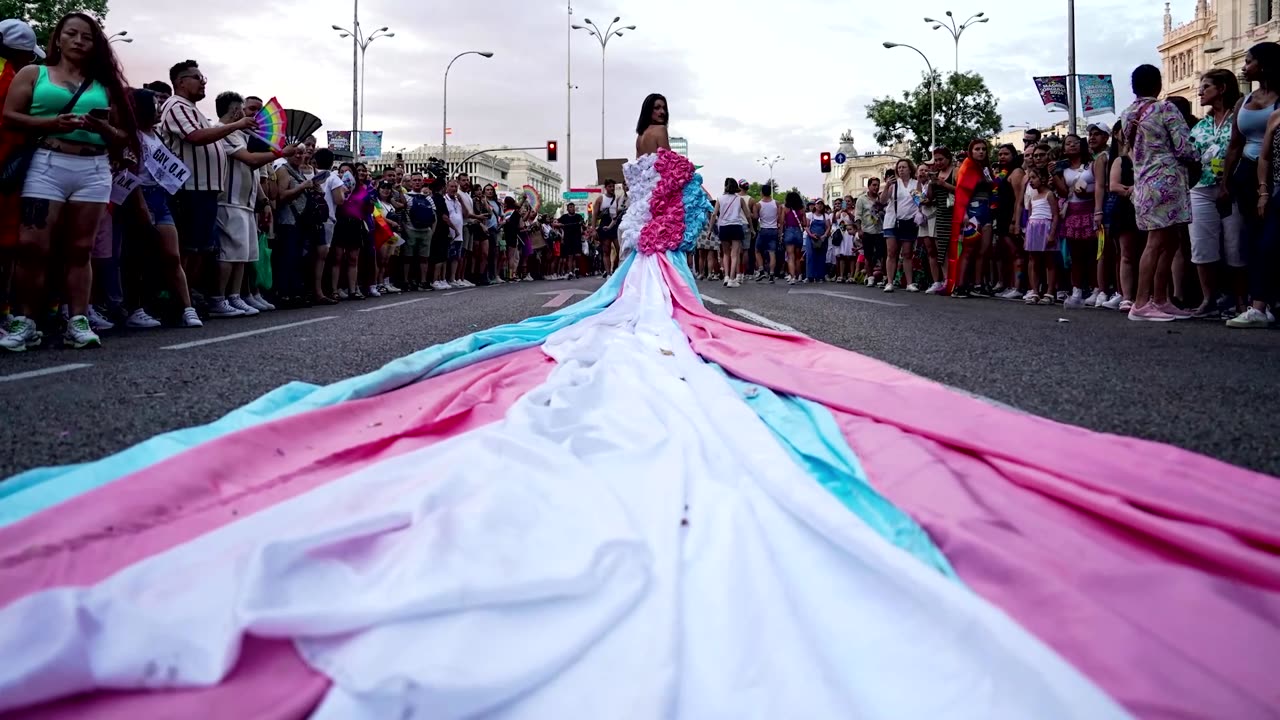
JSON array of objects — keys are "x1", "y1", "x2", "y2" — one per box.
[
  {"x1": 1155, "y1": 301, "x2": 1193, "y2": 320},
  {"x1": 1127, "y1": 301, "x2": 1176, "y2": 322}
]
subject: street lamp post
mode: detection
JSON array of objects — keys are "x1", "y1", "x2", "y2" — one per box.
[
  {"x1": 567, "y1": 1, "x2": 573, "y2": 189},
  {"x1": 443, "y1": 50, "x2": 494, "y2": 174},
  {"x1": 756, "y1": 154, "x2": 783, "y2": 188},
  {"x1": 923, "y1": 10, "x2": 989, "y2": 73},
  {"x1": 573, "y1": 17, "x2": 636, "y2": 159},
  {"x1": 333, "y1": 22, "x2": 394, "y2": 160},
  {"x1": 108, "y1": 31, "x2": 131, "y2": 44},
  {"x1": 883, "y1": 42, "x2": 936, "y2": 152}
]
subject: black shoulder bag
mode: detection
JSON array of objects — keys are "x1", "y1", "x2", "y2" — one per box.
[{"x1": 0, "y1": 77, "x2": 95, "y2": 193}]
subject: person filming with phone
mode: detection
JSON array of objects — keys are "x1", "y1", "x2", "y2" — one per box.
[{"x1": 1, "y1": 12, "x2": 138, "y2": 351}]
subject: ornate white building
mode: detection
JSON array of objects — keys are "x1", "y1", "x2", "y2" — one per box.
[
  {"x1": 366, "y1": 144, "x2": 561, "y2": 200},
  {"x1": 1159, "y1": 0, "x2": 1280, "y2": 104}
]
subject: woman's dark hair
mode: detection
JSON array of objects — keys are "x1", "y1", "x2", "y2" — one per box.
[
  {"x1": 503, "y1": 196, "x2": 517, "y2": 210},
  {"x1": 1202, "y1": 68, "x2": 1242, "y2": 110},
  {"x1": 1168, "y1": 96, "x2": 1197, "y2": 129},
  {"x1": 130, "y1": 88, "x2": 156, "y2": 129},
  {"x1": 635, "y1": 93, "x2": 667, "y2": 135},
  {"x1": 784, "y1": 190, "x2": 804, "y2": 212},
  {"x1": 46, "y1": 13, "x2": 138, "y2": 156},
  {"x1": 1131, "y1": 64, "x2": 1162, "y2": 97},
  {"x1": 996, "y1": 143, "x2": 1023, "y2": 170},
  {"x1": 1108, "y1": 120, "x2": 1123, "y2": 158},
  {"x1": 313, "y1": 148, "x2": 335, "y2": 170},
  {"x1": 339, "y1": 162, "x2": 353, "y2": 174},
  {"x1": 895, "y1": 158, "x2": 917, "y2": 177},
  {"x1": 1248, "y1": 42, "x2": 1280, "y2": 91},
  {"x1": 1063, "y1": 133, "x2": 1093, "y2": 163},
  {"x1": 724, "y1": 177, "x2": 740, "y2": 194},
  {"x1": 931, "y1": 146, "x2": 953, "y2": 160},
  {"x1": 143, "y1": 80, "x2": 171, "y2": 96}
]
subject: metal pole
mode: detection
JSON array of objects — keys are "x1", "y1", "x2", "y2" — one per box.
[
  {"x1": 352, "y1": 0, "x2": 358, "y2": 160},
  {"x1": 954, "y1": 37, "x2": 959, "y2": 74},
  {"x1": 567, "y1": 1, "x2": 573, "y2": 189},
  {"x1": 360, "y1": 45, "x2": 366, "y2": 137},
  {"x1": 442, "y1": 67, "x2": 449, "y2": 174},
  {"x1": 1067, "y1": 0, "x2": 1078, "y2": 135},
  {"x1": 600, "y1": 44, "x2": 607, "y2": 158},
  {"x1": 930, "y1": 76, "x2": 936, "y2": 150}
]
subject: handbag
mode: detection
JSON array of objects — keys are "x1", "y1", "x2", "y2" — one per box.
[{"x1": 0, "y1": 77, "x2": 95, "y2": 193}]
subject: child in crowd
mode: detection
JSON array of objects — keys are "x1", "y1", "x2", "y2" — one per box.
[{"x1": 1021, "y1": 167, "x2": 1060, "y2": 305}]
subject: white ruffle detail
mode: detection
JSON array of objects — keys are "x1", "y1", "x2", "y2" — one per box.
[{"x1": 618, "y1": 154, "x2": 658, "y2": 254}]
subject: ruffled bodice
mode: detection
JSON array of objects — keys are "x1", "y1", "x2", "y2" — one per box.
[{"x1": 619, "y1": 149, "x2": 714, "y2": 256}]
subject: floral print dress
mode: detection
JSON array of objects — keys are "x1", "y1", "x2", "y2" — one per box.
[{"x1": 1120, "y1": 97, "x2": 1197, "y2": 231}]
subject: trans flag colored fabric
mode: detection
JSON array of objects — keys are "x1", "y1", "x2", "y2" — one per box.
[{"x1": 1, "y1": 148, "x2": 1278, "y2": 720}]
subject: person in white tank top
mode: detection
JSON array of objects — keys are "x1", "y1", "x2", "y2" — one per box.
[
  {"x1": 713, "y1": 178, "x2": 748, "y2": 286},
  {"x1": 753, "y1": 185, "x2": 780, "y2": 282}
]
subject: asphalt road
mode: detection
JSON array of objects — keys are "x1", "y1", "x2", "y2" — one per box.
[{"x1": 2, "y1": 274, "x2": 1278, "y2": 479}]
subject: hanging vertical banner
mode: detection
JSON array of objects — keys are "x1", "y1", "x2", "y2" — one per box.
[
  {"x1": 1032, "y1": 76, "x2": 1070, "y2": 112},
  {"x1": 327, "y1": 131, "x2": 352, "y2": 153},
  {"x1": 358, "y1": 131, "x2": 383, "y2": 158},
  {"x1": 1077, "y1": 75, "x2": 1116, "y2": 117}
]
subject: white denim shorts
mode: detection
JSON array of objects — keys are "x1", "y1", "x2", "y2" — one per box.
[
  {"x1": 1189, "y1": 185, "x2": 1245, "y2": 267},
  {"x1": 21, "y1": 148, "x2": 112, "y2": 204}
]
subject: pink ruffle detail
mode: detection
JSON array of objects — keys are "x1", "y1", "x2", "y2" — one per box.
[{"x1": 637, "y1": 149, "x2": 691, "y2": 255}]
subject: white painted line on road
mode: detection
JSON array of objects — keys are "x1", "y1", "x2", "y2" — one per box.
[
  {"x1": 537, "y1": 289, "x2": 592, "y2": 308},
  {"x1": 161, "y1": 316, "x2": 337, "y2": 351},
  {"x1": 788, "y1": 288, "x2": 907, "y2": 307},
  {"x1": 442, "y1": 289, "x2": 474, "y2": 296},
  {"x1": 700, "y1": 294, "x2": 727, "y2": 306},
  {"x1": 358, "y1": 297, "x2": 430, "y2": 312},
  {"x1": 730, "y1": 309, "x2": 799, "y2": 334},
  {"x1": 0, "y1": 362, "x2": 93, "y2": 383}
]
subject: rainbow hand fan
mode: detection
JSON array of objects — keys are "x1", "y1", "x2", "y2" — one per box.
[
  {"x1": 521, "y1": 184, "x2": 541, "y2": 211},
  {"x1": 252, "y1": 98, "x2": 287, "y2": 154}
]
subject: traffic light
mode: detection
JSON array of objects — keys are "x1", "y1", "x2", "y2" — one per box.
[
  {"x1": 547, "y1": 140, "x2": 558, "y2": 162},
  {"x1": 820, "y1": 151, "x2": 831, "y2": 173}
]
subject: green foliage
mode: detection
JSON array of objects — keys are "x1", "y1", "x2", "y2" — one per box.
[
  {"x1": 866, "y1": 71, "x2": 1003, "y2": 163},
  {"x1": 539, "y1": 200, "x2": 563, "y2": 217},
  {"x1": 0, "y1": 0, "x2": 111, "y2": 46},
  {"x1": 745, "y1": 182, "x2": 800, "y2": 202}
]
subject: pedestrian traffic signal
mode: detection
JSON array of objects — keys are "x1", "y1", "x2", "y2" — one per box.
[
  {"x1": 820, "y1": 152, "x2": 831, "y2": 173},
  {"x1": 547, "y1": 141, "x2": 558, "y2": 162}
]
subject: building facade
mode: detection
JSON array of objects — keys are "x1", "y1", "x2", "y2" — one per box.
[
  {"x1": 1159, "y1": 0, "x2": 1280, "y2": 104},
  {"x1": 822, "y1": 132, "x2": 908, "y2": 200},
  {"x1": 670, "y1": 136, "x2": 689, "y2": 158},
  {"x1": 488, "y1": 150, "x2": 564, "y2": 207}
]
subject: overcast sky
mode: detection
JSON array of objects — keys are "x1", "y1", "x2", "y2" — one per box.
[{"x1": 108, "y1": 0, "x2": 1190, "y2": 196}]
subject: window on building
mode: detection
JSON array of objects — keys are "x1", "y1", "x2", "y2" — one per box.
[
  {"x1": 501, "y1": 171, "x2": 508, "y2": 180},
  {"x1": 1258, "y1": 0, "x2": 1274, "y2": 24}
]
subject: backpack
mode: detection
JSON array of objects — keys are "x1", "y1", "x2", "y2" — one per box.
[
  {"x1": 409, "y1": 192, "x2": 436, "y2": 228},
  {"x1": 287, "y1": 165, "x2": 331, "y2": 229}
]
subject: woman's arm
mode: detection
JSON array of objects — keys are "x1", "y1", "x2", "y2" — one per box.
[
  {"x1": 1048, "y1": 191, "x2": 1061, "y2": 239},
  {"x1": 1108, "y1": 156, "x2": 1130, "y2": 198},
  {"x1": 1011, "y1": 169, "x2": 1025, "y2": 234},
  {"x1": 1224, "y1": 97, "x2": 1246, "y2": 190},
  {"x1": 1, "y1": 66, "x2": 82, "y2": 134},
  {"x1": 1258, "y1": 111, "x2": 1279, "y2": 217},
  {"x1": 1091, "y1": 155, "x2": 1108, "y2": 222}
]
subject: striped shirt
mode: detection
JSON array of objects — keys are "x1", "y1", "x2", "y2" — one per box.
[
  {"x1": 160, "y1": 95, "x2": 226, "y2": 193},
  {"x1": 218, "y1": 127, "x2": 257, "y2": 210}
]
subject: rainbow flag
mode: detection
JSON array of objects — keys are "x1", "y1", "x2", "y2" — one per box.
[{"x1": 0, "y1": 149, "x2": 1276, "y2": 720}]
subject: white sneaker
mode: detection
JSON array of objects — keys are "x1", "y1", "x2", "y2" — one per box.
[
  {"x1": 432, "y1": 280, "x2": 451, "y2": 291},
  {"x1": 1063, "y1": 288, "x2": 1085, "y2": 309},
  {"x1": 228, "y1": 295, "x2": 259, "y2": 316},
  {"x1": 1101, "y1": 292, "x2": 1124, "y2": 310},
  {"x1": 1023, "y1": 292, "x2": 1040, "y2": 305},
  {"x1": 449, "y1": 280, "x2": 466, "y2": 289},
  {"x1": 925, "y1": 281, "x2": 945, "y2": 294},
  {"x1": 63, "y1": 314, "x2": 101, "y2": 348},
  {"x1": 180, "y1": 307, "x2": 203, "y2": 327},
  {"x1": 126, "y1": 308, "x2": 162, "y2": 329},
  {"x1": 382, "y1": 280, "x2": 402, "y2": 294},
  {"x1": 999, "y1": 287, "x2": 1022, "y2": 300},
  {"x1": 492, "y1": 276, "x2": 505, "y2": 284},
  {"x1": 786, "y1": 277, "x2": 797, "y2": 285},
  {"x1": 244, "y1": 294, "x2": 272, "y2": 312},
  {"x1": 1226, "y1": 306, "x2": 1270, "y2": 328},
  {"x1": 1118, "y1": 299, "x2": 1134, "y2": 311},
  {"x1": 524, "y1": 274, "x2": 535, "y2": 282},
  {"x1": 250, "y1": 293, "x2": 276, "y2": 311},
  {"x1": 366, "y1": 286, "x2": 382, "y2": 298},
  {"x1": 865, "y1": 276, "x2": 875, "y2": 287},
  {"x1": 463, "y1": 279, "x2": 478, "y2": 288},
  {"x1": 1056, "y1": 290, "x2": 1069, "y2": 302},
  {"x1": 904, "y1": 283, "x2": 919, "y2": 292},
  {"x1": 1084, "y1": 289, "x2": 1103, "y2": 307},
  {"x1": 883, "y1": 283, "x2": 895, "y2": 293},
  {"x1": 208, "y1": 298, "x2": 243, "y2": 318},
  {"x1": 0, "y1": 315, "x2": 41, "y2": 352},
  {"x1": 336, "y1": 289, "x2": 349, "y2": 300},
  {"x1": 87, "y1": 305, "x2": 114, "y2": 332}
]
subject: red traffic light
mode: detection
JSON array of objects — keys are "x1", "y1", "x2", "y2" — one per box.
[
  {"x1": 820, "y1": 152, "x2": 832, "y2": 173},
  {"x1": 547, "y1": 141, "x2": 558, "y2": 162}
]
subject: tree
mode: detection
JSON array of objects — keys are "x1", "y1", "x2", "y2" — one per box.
[
  {"x1": 539, "y1": 200, "x2": 563, "y2": 217},
  {"x1": 866, "y1": 71, "x2": 1003, "y2": 163},
  {"x1": 0, "y1": 0, "x2": 111, "y2": 45},
  {"x1": 746, "y1": 182, "x2": 800, "y2": 202}
]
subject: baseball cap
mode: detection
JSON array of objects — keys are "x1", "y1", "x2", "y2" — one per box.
[
  {"x1": 737, "y1": 178, "x2": 749, "y2": 188},
  {"x1": 1087, "y1": 122, "x2": 1111, "y2": 136},
  {"x1": 0, "y1": 19, "x2": 45, "y2": 60}
]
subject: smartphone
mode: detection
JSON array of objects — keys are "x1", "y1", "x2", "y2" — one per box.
[
  {"x1": 88, "y1": 108, "x2": 109, "y2": 120},
  {"x1": 1053, "y1": 159, "x2": 1070, "y2": 175}
]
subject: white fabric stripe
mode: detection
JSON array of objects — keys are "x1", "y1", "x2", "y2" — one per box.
[{"x1": 0, "y1": 255, "x2": 1131, "y2": 720}]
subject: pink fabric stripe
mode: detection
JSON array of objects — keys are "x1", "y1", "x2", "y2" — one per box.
[
  {"x1": 659, "y1": 255, "x2": 1280, "y2": 719},
  {"x1": 0, "y1": 348, "x2": 554, "y2": 720}
]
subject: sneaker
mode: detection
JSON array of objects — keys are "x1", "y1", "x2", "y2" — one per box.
[
  {"x1": 905, "y1": 283, "x2": 920, "y2": 292},
  {"x1": 1083, "y1": 289, "x2": 1104, "y2": 307},
  {"x1": 432, "y1": 280, "x2": 451, "y2": 291},
  {"x1": 382, "y1": 280, "x2": 402, "y2": 294},
  {"x1": 180, "y1": 307, "x2": 203, "y2": 327},
  {"x1": 1038, "y1": 294, "x2": 1055, "y2": 305},
  {"x1": 786, "y1": 277, "x2": 797, "y2": 285},
  {"x1": 1268, "y1": 307, "x2": 1277, "y2": 324},
  {"x1": 228, "y1": 295, "x2": 260, "y2": 316},
  {"x1": 246, "y1": 293, "x2": 275, "y2": 312},
  {"x1": 1063, "y1": 288, "x2": 1086, "y2": 309},
  {"x1": 458, "y1": 279, "x2": 475, "y2": 288},
  {"x1": 950, "y1": 286, "x2": 970, "y2": 298},
  {"x1": 883, "y1": 283, "x2": 895, "y2": 293},
  {"x1": 447, "y1": 280, "x2": 464, "y2": 289},
  {"x1": 728, "y1": 278, "x2": 742, "y2": 288},
  {"x1": 366, "y1": 286, "x2": 382, "y2": 298},
  {"x1": 970, "y1": 285, "x2": 992, "y2": 298},
  {"x1": 126, "y1": 308, "x2": 162, "y2": 329},
  {"x1": 1155, "y1": 301, "x2": 1193, "y2": 320},
  {"x1": 63, "y1": 315, "x2": 101, "y2": 348},
  {"x1": 1056, "y1": 290, "x2": 1069, "y2": 302},
  {"x1": 208, "y1": 298, "x2": 243, "y2": 318},
  {"x1": 1127, "y1": 301, "x2": 1176, "y2": 322},
  {"x1": 1226, "y1": 306, "x2": 1270, "y2": 328},
  {"x1": 1118, "y1": 299, "x2": 1134, "y2": 311},
  {"x1": 925, "y1": 281, "x2": 945, "y2": 295},
  {"x1": 0, "y1": 316, "x2": 41, "y2": 352},
  {"x1": 865, "y1": 276, "x2": 875, "y2": 287},
  {"x1": 992, "y1": 283, "x2": 1006, "y2": 294},
  {"x1": 1023, "y1": 292, "x2": 1040, "y2": 305},
  {"x1": 1100, "y1": 293, "x2": 1124, "y2": 310},
  {"x1": 87, "y1": 305, "x2": 114, "y2": 332},
  {"x1": 492, "y1": 276, "x2": 505, "y2": 284},
  {"x1": 523, "y1": 274, "x2": 534, "y2": 282},
  {"x1": 335, "y1": 289, "x2": 349, "y2": 300}
]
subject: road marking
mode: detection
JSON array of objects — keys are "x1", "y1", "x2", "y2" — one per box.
[
  {"x1": 442, "y1": 289, "x2": 475, "y2": 296},
  {"x1": 358, "y1": 297, "x2": 430, "y2": 312},
  {"x1": 536, "y1": 289, "x2": 592, "y2": 308},
  {"x1": 0, "y1": 362, "x2": 93, "y2": 383},
  {"x1": 730, "y1": 309, "x2": 799, "y2": 334},
  {"x1": 788, "y1": 288, "x2": 907, "y2": 307},
  {"x1": 700, "y1": 294, "x2": 727, "y2": 306},
  {"x1": 161, "y1": 317, "x2": 337, "y2": 350}
]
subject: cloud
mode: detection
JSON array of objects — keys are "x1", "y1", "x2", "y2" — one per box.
[{"x1": 107, "y1": 0, "x2": 1176, "y2": 197}]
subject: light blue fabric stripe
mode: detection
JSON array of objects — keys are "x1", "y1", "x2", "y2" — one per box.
[
  {"x1": 0, "y1": 254, "x2": 636, "y2": 526},
  {"x1": 717, "y1": 368, "x2": 958, "y2": 579}
]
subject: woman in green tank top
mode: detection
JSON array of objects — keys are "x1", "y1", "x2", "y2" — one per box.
[{"x1": 0, "y1": 12, "x2": 137, "y2": 352}]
